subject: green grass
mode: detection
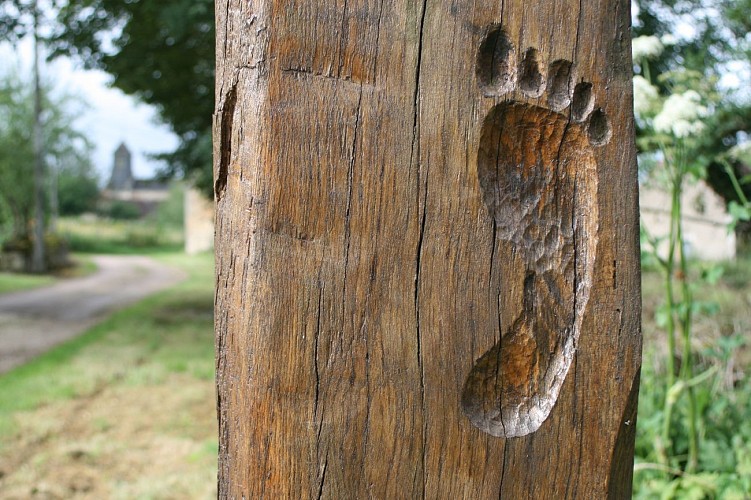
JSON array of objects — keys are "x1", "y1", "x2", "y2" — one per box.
[
  {"x1": 0, "y1": 254, "x2": 97, "y2": 295},
  {"x1": 0, "y1": 251, "x2": 214, "y2": 442},
  {"x1": 0, "y1": 251, "x2": 216, "y2": 498},
  {"x1": 0, "y1": 271, "x2": 55, "y2": 294}
]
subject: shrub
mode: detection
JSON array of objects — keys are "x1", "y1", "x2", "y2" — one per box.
[
  {"x1": 0, "y1": 233, "x2": 70, "y2": 272},
  {"x1": 58, "y1": 172, "x2": 100, "y2": 216},
  {"x1": 104, "y1": 201, "x2": 141, "y2": 220}
]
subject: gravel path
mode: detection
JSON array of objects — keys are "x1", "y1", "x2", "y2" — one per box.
[{"x1": 0, "y1": 255, "x2": 186, "y2": 374}]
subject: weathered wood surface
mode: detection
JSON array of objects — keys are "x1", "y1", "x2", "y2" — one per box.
[{"x1": 214, "y1": 0, "x2": 641, "y2": 497}]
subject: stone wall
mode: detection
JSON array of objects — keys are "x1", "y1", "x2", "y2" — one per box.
[
  {"x1": 184, "y1": 188, "x2": 214, "y2": 255},
  {"x1": 640, "y1": 179, "x2": 735, "y2": 261}
]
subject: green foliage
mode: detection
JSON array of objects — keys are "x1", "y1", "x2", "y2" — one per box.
[
  {"x1": 637, "y1": 255, "x2": 751, "y2": 497},
  {"x1": 0, "y1": 0, "x2": 52, "y2": 41},
  {"x1": 123, "y1": 226, "x2": 160, "y2": 248},
  {"x1": 103, "y1": 200, "x2": 141, "y2": 220},
  {"x1": 84, "y1": 186, "x2": 186, "y2": 249},
  {"x1": 633, "y1": 0, "x2": 751, "y2": 214},
  {"x1": 635, "y1": 356, "x2": 751, "y2": 498},
  {"x1": 0, "y1": 69, "x2": 94, "y2": 245},
  {"x1": 49, "y1": 0, "x2": 215, "y2": 196},
  {"x1": 728, "y1": 201, "x2": 751, "y2": 230},
  {"x1": 57, "y1": 163, "x2": 99, "y2": 216},
  {"x1": 0, "y1": 72, "x2": 37, "y2": 238},
  {"x1": 2, "y1": 231, "x2": 70, "y2": 271},
  {"x1": 147, "y1": 183, "x2": 185, "y2": 229}
]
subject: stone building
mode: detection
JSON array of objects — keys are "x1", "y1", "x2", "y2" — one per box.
[
  {"x1": 108, "y1": 143, "x2": 134, "y2": 191},
  {"x1": 101, "y1": 143, "x2": 170, "y2": 215}
]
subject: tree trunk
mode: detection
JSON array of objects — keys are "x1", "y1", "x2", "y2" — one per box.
[
  {"x1": 31, "y1": 1, "x2": 46, "y2": 273},
  {"x1": 214, "y1": 1, "x2": 641, "y2": 498}
]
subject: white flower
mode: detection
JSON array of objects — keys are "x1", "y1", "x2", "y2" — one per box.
[
  {"x1": 632, "y1": 35, "x2": 664, "y2": 60},
  {"x1": 633, "y1": 75, "x2": 659, "y2": 117},
  {"x1": 668, "y1": 119, "x2": 705, "y2": 138},
  {"x1": 660, "y1": 34, "x2": 677, "y2": 46},
  {"x1": 653, "y1": 90, "x2": 708, "y2": 138},
  {"x1": 728, "y1": 141, "x2": 751, "y2": 161}
]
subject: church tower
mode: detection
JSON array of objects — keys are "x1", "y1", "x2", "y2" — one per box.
[{"x1": 107, "y1": 142, "x2": 133, "y2": 191}]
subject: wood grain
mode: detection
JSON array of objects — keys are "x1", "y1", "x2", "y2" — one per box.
[{"x1": 214, "y1": 0, "x2": 641, "y2": 497}]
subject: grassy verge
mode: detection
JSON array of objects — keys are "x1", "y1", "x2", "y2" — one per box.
[
  {"x1": 0, "y1": 272, "x2": 55, "y2": 295},
  {"x1": 56, "y1": 253, "x2": 99, "y2": 279},
  {"x1": 0, "y1": 251, "x2": 216, "y2": 499},
  {"x1": 0, "y1": 254, "x2": 98, "y2": 295}
]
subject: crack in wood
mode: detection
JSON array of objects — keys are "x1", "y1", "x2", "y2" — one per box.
[
  {"x1": 215, "y1": 81, "x2": 237, "y2": 202},
  {"x1": 281, "y1": 66, "x2": 366, "y2": 87},
  {"x1": 412, "y1": 0, "x2": 429, "y2": 494}
]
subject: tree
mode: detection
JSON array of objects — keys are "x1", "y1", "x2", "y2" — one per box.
[
  {"x1": 29, "y1": 0, "x2": 46, "y2": 271},
  {"x1": 0, "y1": 0, "x2": 57, "y2": 271},
  {"x1": 47, "y1": 0, "x2": 215, "y2": 196},
  {"x1": 0, "y1": 70, "x2": 93, "y2": 259},
  {"x1": 0, "y1": 76, "x2": 36, "y2": 240},
  {"x1": 214, "y1": 0, "x2": 641, "y2": 497},
  {"x1": 57, "y1": 161, "x2": 99, "y2": 216},
  {"x1": 43, "y1": 0, "x2": 751, "y2": 212}
]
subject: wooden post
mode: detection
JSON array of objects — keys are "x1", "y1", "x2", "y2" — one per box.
[{"x1": 214, "y1": 0, "x2": 641, "y2": 497}]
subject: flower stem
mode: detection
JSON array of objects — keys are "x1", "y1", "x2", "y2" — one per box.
[
  {"x1": 675, "y1": 146, "x2": 699, "y2": 472},
  {"x1": 659, "y1": 154, "x2": 681, "y2": 464}
]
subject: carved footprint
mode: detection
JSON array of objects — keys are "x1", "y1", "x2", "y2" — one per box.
[{"x1": 461, "y1": 26, "x2": 609, "y2": 438}]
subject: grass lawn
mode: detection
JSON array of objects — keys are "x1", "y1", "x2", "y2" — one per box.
[{"x1": 0, "y1": 252, "x2": 216, "y2": 499}]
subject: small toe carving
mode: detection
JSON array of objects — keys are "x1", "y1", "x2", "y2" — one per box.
[
  {"x1": 546, "y1": 60, "x2": 573, "y2": 111},
  {"x1": 518, "y1": 48, "x2": 545, "y2": 98}
]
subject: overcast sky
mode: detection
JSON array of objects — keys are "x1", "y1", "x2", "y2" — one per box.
[{"x1": 1, "y1": 37, "x2": 179, "y2": 183}]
